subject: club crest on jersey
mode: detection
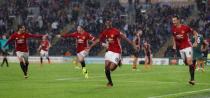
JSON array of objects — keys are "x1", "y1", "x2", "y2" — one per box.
[
  {"x1": 111, "y1": 34, "x2": 114, "y2": 38},
  {"x1": 181, "y1": 31, "x2": 185, "y2": 34},
  {"x1": 82, "y1": 36, "x2": 85, "y2": 39}
]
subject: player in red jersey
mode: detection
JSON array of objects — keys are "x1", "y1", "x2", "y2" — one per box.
[
  {"x1": 57, "y1": 25, "x2": 95, "y2": 79},
  {"x1": 171, "y1": 16, "x2": 198, "y2": 85},
  {"x1": 3, "y1": 25, "x2": 46, "y2": 79},
  {"x1": 131, "y1": 30, "x2": 142, "y2": 71},
  {"x1": 143, "y1": 40, "x2": 152, "y2": 69},
  {"x1": 87, "y1": 20, "x2": 136, "y2": 87},
  {"x1": 38, "y1": 36, "x2": 51, "y2": 65}
]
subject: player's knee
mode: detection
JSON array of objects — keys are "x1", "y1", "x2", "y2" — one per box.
[{"x1": 110, "y1": 63, "x2": 117, "y2": 71}]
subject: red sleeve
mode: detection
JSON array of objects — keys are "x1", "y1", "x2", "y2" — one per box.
[
  {"x1": 99, "y1": 31, "x2": 105, "y2": 42},
  {"x1": 87, "y1": 33, "x2": 95, "y2": 41},
  {"x1": 185, "y1": 25, "x2": 193, "y2": 34},
  {"x1": 28, "y1": 33, "x2": 43, "y2": 38},
  {"x1": 4, "y1": 34, "x2": 16, "y2": 48},
  {"x1": 62, "y1": 32, "x2": 77, "y2": 38}
]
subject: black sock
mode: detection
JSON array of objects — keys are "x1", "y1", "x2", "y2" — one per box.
[
  {"x1": 5, "y1": 58, "x2": 9, "y2": 67},
  {"x1": 105, "y1": 66, "x2": 112, "y2": 84},
  {"x1": 189, "y1": 63, "x2": 195, "y2": 81},
  {"x1": 40, "y1": 57, "x2": 43, "y2": 64},
  {"x1": 47, "y1": 57, "x2": 50, "y2": 62},
  {"x1": 20, "y1": 62, "x2": 27, "y2": 76},
  {"x1": 80, "y1": 61, "x2": 86, "y2": 68},
  {"x1": 25, "y1": 62, "x2": 29, "y2": 74}
]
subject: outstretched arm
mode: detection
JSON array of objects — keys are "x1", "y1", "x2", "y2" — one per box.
[
  {"x1": 3, "y1": 34, "x2": 15, "y2": 48},
  {"x1": 28, "y1": 33, "x2": 46, "y2": 38},
  {"x1": 120, "y1": 32, "x2": 136, "y2": 50},
  {"x1": 87, "y1": 38, "x2": 100, "y2": 51}
]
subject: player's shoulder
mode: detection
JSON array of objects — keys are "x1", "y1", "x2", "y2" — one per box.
[
  {"x1": 181, "y1": 24, "x2": 191, "y2": 29},
  {"x1": 112, "y1": 27, "x2": 120, "y2": 32}
]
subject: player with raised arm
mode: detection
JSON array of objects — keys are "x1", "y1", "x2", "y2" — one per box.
[
  {"x1": 87, "y1": 19, "x2": 136, "y2": 87},
  {"x1": 3, "y1": 25, "x2": 46, "y2": 79},
  {"x1": 38, "y1": 36, "x2": 51, "y2": 65},
  {"x1": 57, "y1": 25, "x2": 95, "y2": 79},
  {"x1": 171, "y1": 15, "x2": 198, "y2": 85}
]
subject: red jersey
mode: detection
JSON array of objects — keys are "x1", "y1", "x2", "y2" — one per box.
[
  {"x1": 62, "y1": 31, "x2": 95, "y2": 53},
  {"x1": 40, "y1": 40, "x2": 50, "y2": 51},
  {"x1": 99, "y1": 28, "x2": 122, "y2": 53},
  {"x1": 5, "y1": 32, "x2": 43, "y2": 52},
  {"x1": 171, "y1": 24, "x2": 193, "y2": 50}
]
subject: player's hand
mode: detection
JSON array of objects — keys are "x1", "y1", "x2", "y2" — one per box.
[
  {"x1": 85, "y1": 47, "x2": 90, "y2": 52},
  {"x1": 193, "y1": 42, "x2": 198, "y2": 47},
  {"x1": 176, "y1": 34, "x2": 183, "y2": 39},
  {"x1": 56, "y1": 35, "x2": 61, "y2": 38}
]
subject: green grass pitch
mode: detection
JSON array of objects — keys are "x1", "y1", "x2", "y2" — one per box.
[{"x1": 0, "y1": 63, "x2": 210, "y2": 98}]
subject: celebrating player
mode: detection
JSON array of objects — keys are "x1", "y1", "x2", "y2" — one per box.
[
  {"x1": 171, "y1": 15, "x2": 198, "y2": 85},
  {"x1": 3, "y1": 25, "x2": 46, "y2": 79},
  {"x1": 143, "y1": 40, "x2": 152, "y2": 69},
  {"x1": 57, "y1": 25, "x2": 95, "y2": 79},
  {"x1": 191, "y1": 34, "x2": 208, "y2": 72},
  {"x1": 38, "y1": 36, "x2": 51, "y2": 65},
  {"x1": 131, "y1": 30, "x2": 142, "y2": 71},
  {"x1": 87, "y1": 19, "x2": 136, "y2": 87}
]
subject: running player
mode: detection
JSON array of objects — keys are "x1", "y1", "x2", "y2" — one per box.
[
  {"x1": 57, "y1": 25, "x2": 95, "y2": 79},
  {"x1": 171, "y1": 15, "x2": 198, "y2": 85},
  {"x1": 191, "y1": 34, "x2": 208, "y2": 72},
  {"x1": 3, "y1": 25, "x2": 46, "y2": 79},
  {"x1": 87, "y1": 19, "x2": 136, "y2": 87},
  {"x1": 132, "y1": 30, "x2": 142, "y2": 71},
  {"x1": 143, "y1": 40, "x2": 152, "y2": 69},
  {"x1": 38, "y1": 36, "x2": 51, "y2": 65}
]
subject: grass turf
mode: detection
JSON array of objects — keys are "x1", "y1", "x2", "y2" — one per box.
[{"x1": 0, "y1": 63, "x2": 210, "y2": 98}]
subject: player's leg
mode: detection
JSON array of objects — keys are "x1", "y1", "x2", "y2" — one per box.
[
  {"x1": 104, "y1": 51, "x2": 120, "y2": 87},
  {"x1": 23, "y1": 53, "x2": 29, "y2": 78},
  {"x1": 196, "y1": 60, "x2": 201, "y2": 71},
  {"x1": 40, "y1": 50, "x2": 44, "y2": 64},
  {"x1": 16, "y1": 52, "x2": 27, "y2": 78},
  {"x1": 200, "y1": 59, "x2": 205, "y2": 72},
  {"x1": 132, "y1": 55, "x2": 138, "y2": 70},
  {"x1": 5, "y1": 57, "x2": 9, "y2": 67},
  {"x1": 45, "y1": 51, "x2": 50, "y2": 64},
  {"x1": 185, "y1": 48, "x2": 195, "y2": 85},
  {"x1": 144, "y1": 55, "x2": 149, "y2": 69},
  {"x1": 105, "y1": 60, "x2": 113, "y2": 87},
  {"x1": 77, "y1": 50, "x2": 88, "y2": 78}
]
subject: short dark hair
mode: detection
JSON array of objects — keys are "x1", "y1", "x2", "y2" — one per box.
[
  {"x1": 172, "y1": 15, "x2": 180, "y2": 19},
  {"x1": 17, "y1": 24, "x2": 25, "y2": 30}
]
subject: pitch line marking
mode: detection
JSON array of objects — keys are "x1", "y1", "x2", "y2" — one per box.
[{"x1": 148, "y1": 88, "x2": 210, "y2": 98}]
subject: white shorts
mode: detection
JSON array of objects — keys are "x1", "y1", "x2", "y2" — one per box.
[
  {"x1": 77, "y1": 50, "x2": 89, "y2": 58},
  {"x1": 179, "y1": 47, "x2": 193, "y2": 61},
  {"x1": 16, "y1": 51, "x2": 29, "y2": 60},
  {"x1": 40, "y1": 50, "x2": 49, "y2": 57},
  {"x1": 105, "y1": 51, "x2": 121, "y2": 65}
]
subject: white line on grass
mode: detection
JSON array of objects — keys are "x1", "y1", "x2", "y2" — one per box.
[
  {"x1": 56, "y1": 73, "x2": 210, "y2": 86},
  {"x1": 148, "y1": 88, "x2": 210, "y2": 98},
  {"x1": 56, "y1": 70, "x2": 186, "y2": 81}
]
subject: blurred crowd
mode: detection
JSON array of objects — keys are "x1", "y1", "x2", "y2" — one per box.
[{"x1": 0, "y1": 0, "x2": 209, "y2": 57}]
